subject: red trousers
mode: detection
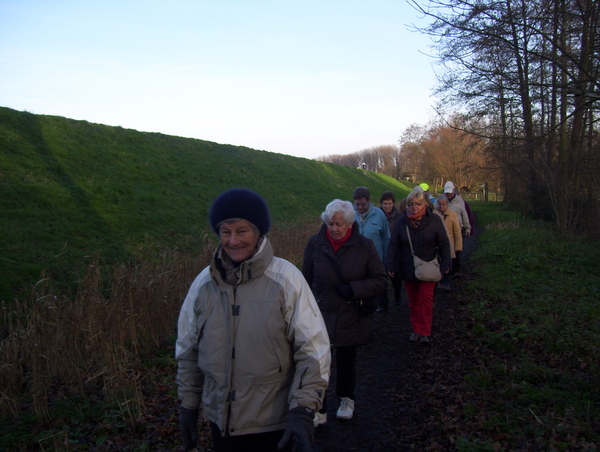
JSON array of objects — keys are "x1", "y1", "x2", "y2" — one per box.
[{"x1": 404, "y1": 280, "x2": 436, "y2": 337}]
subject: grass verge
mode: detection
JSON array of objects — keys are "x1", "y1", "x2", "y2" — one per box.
[{"x1": 456, "y1": 202, "x2": 600, "y2": 451}]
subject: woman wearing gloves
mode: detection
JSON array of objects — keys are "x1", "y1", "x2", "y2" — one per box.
[
  {"x1": 302, "y1": 199, "x2": 387, "y2": 426},
  {"x1": 176, "y1": 188, "x2": 331, "y2": 452}
]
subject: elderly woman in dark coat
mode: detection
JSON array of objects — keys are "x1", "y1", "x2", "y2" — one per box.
[
  {"x1": 385, "y1": 188, "x2": 451, "y2": 345},
  {"x1": 302, "y1": 199, "x2": 387, "y2": 427}
]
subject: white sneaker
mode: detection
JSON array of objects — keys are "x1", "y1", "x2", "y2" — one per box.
[
  {"x1": 314, "y1": 411, "x2": 327, "y2": 427},
  {"x1": 336, "y1": 397, "x2": 354, "y2": 420}
]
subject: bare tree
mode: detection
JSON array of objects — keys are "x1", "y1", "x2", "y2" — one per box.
[
  {"x1": 317, "y1": 145, "x2": 402, "y2": 178},
  {"x1": 410, "y1": 0, "x2": 600, "y2": 234},
  {"x1": 397, "y1": 118, "x2": 500, "y2": 192}
]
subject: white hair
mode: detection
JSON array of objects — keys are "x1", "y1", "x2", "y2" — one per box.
[{"x1": 321, "y1": 199, "x2": 356, "y2": 224}]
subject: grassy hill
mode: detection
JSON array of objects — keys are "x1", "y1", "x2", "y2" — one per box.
[{"x1": 0, "y1": 106, "x2": 410, "y2": 301}]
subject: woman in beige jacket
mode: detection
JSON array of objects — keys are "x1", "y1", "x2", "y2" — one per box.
[{"x1": 434, "y1": 195, "x2": 462, "y2": 291}]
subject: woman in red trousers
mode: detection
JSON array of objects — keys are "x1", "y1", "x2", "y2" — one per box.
[{"x1": 385, "y1": 188, "x2": 451, "y2": 344}]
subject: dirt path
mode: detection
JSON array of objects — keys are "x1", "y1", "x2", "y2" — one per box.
[
  {"x1": 146, "y1": 220, "x2": 481, "y2": 452},
  {"x1": 312, "y1": 224, "x2": 480, "y2": 452}
]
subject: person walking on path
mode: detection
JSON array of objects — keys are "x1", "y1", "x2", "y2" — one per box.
[
  {"x1": 303, "y1": 199, "x2": 387, "y2": 426},
  {"x1": 385, "y1": 188, "x2": 451, "y2": 345},
  {"x1": 176, "y1": 188, "x2": 331, "y2": 452},
  {"x1": 352, "y1": 186, "x2": 390, "y2": 312},
  {"x1": 433, "y1": 194, "x2": 462, "y2": 292},
  {"x1": 379, "y1": 190, "x2": 403, "y2": 306},
  {"x1": 443, "y1": 181, "x2": 471, "y2": 277}
]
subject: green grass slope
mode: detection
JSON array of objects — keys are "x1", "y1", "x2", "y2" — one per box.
[{"x1": 0, "y1": 106, "x2": 410, "y2": 301}]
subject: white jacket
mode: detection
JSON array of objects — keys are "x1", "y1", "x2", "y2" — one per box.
[
  {"x1": 176, "y1": 237, "x2": 330, "y2": 437},
  {"x1": 448, "y1": 194, "x2": 471, "y2": 234}
]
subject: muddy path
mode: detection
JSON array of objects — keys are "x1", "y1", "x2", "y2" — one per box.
[{"x1": 311, "y1": 224, "x2": 481, "y2": 452}]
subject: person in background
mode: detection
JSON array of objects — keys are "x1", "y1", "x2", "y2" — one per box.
[
  {"x1": 444, "y1": 181, "x2": 471, "y2": 277},
  {"x1": 176, "y1": 188, "x2": 331, "y2": 452},
  {"x1": 303, "y1": 199, "x2": 387, "y2": 426},
  {"x1": 433, "y1": 195, "x2": 462, "y2": 292},
  {"x1": 463, "y1": 196, "x2": 475, "y2": 236},
  {"x1": 352, "y1": 186, "x2": 390, "y2": 312},
  {"x1": 379, "y1": 191, "x2": 403, "y2": 306},
  {"x1": 419, "y1": 183, "x2": 436, "y2": 203},
  {"x1": 385, "y1": 188, "x2": 451, "y2": 345}
]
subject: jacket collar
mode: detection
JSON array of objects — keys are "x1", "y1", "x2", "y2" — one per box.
[
  {"x1": 210, "y1": 236, "x2": 274, "y2": 288},
  {"x1": 386, "y1": 206, "x2": 401, "y2": 219}
]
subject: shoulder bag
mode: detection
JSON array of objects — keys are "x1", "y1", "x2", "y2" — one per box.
[{"x1": 406, "y1": 225, "x2": 442, "y2": 282}]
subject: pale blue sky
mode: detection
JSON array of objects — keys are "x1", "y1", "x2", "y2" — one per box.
[{"x1": 1, "y1": 0, "x2": 438, "y2": 159}]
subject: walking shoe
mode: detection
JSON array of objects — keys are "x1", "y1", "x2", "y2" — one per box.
[
  {"x1": 419, "y1": 335, "x2": 431, "y2": 345},
  {"x1": 314, "y1": 411, "x2": 327, "y2": 427},
  {"x1": 409, "y1": 333, "x2": 420, "y2": 342},
  {"x1": 336, "y1": 397, "x2": 354, "y2": 420}
]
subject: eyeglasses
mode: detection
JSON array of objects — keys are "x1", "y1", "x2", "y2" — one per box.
[
  {"x1": 408, "y1": 202, "x2": 423, "y2": 207},
  {"x1": 354, "y1": 202, "x2": 369, "y2": 207}
]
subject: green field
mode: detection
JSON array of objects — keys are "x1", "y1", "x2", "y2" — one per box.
[{"x1": 0, "y1": 106, "x2": 410, "y2": 302}]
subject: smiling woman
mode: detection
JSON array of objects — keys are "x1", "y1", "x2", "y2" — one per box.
[{"x1": 176, "y1": 187, "x2": 331, "y2": 452}]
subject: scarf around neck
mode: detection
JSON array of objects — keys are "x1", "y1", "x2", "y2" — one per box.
[
  {"x1": 406, "y1": 204, "x2": 427, "y2": 226},
  {"x1": 326, "y1": 225, "x2": 353, "y2": 254}
]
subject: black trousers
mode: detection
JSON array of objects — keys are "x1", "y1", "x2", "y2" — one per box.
[
  {"x1": 391, "y1": 273, "x2": 403, "y2": 302},
  {"x1": 319, "y1": 346, "x2": 357, "y2": 413},
  {"x1": 210, "y1": 422, "x2": 292, "y2": 452},
  {"x1": 452, "y1": 250, "x2": 462, "y2": 275}
]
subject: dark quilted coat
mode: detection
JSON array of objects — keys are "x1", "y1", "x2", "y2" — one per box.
[{"x1": 302, "y1": 224, "x2": 388, "y2": 347}]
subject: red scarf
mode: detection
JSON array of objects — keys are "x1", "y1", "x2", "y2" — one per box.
[
  {"x1": 326, "y1": 226, "x2": 353, "y2": 253},
  {"x1": 406, "y1": 204, "x2": 427, "y2": 226}
]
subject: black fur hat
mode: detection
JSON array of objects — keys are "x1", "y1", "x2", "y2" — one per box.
[{"x1": 209, "y1": 188, "x2": 270, "y2": 236}]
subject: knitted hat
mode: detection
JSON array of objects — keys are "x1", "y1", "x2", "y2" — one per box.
[
  {"x1": 419, "y1": 183, "x2": 429, "y2": 191},
  {"x1": 444, "y1": 181, "x2": 455, "y2": 193},
  {"x1": 209, "y1": 188, "x2": 271, "y2": 236}
]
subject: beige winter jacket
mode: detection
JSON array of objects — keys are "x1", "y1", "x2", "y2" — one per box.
[
  {"x1": 176, "y1": 237, "x2": 330, "y2": 437},
  {"x1": 435, "y1": 208, "x2": 462, "y2": 258}
]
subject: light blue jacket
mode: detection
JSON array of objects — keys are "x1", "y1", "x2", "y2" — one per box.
[{"x1": 354, "y1": 203, "x2": 390, "y2": 260}]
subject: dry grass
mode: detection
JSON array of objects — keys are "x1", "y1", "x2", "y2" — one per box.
[{"x1": 0, "y1": 218, "x2": 323, "y2": 420}]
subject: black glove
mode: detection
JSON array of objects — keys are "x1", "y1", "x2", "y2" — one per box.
[
  {"x1": 277, "y1": 406, "x2": 315, "y2": 452},
  {"x1": 179, "y1": 406, "x2": 199, "y2": 452},
  {"x1": 337, "y1": 283, "x2": 354, "y2": 300}
]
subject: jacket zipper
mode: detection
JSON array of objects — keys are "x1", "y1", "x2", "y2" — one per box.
[{"x1": 224, "y1": 284, "x2": 239, "y2": 437}]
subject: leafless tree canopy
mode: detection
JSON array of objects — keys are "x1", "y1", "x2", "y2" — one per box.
[
  {"x1": 317, "y1": 122, "x2": 501, "y2": 197},
  {"x1": 409, "y1": 0, "x2": 600, "y2": 235}
]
